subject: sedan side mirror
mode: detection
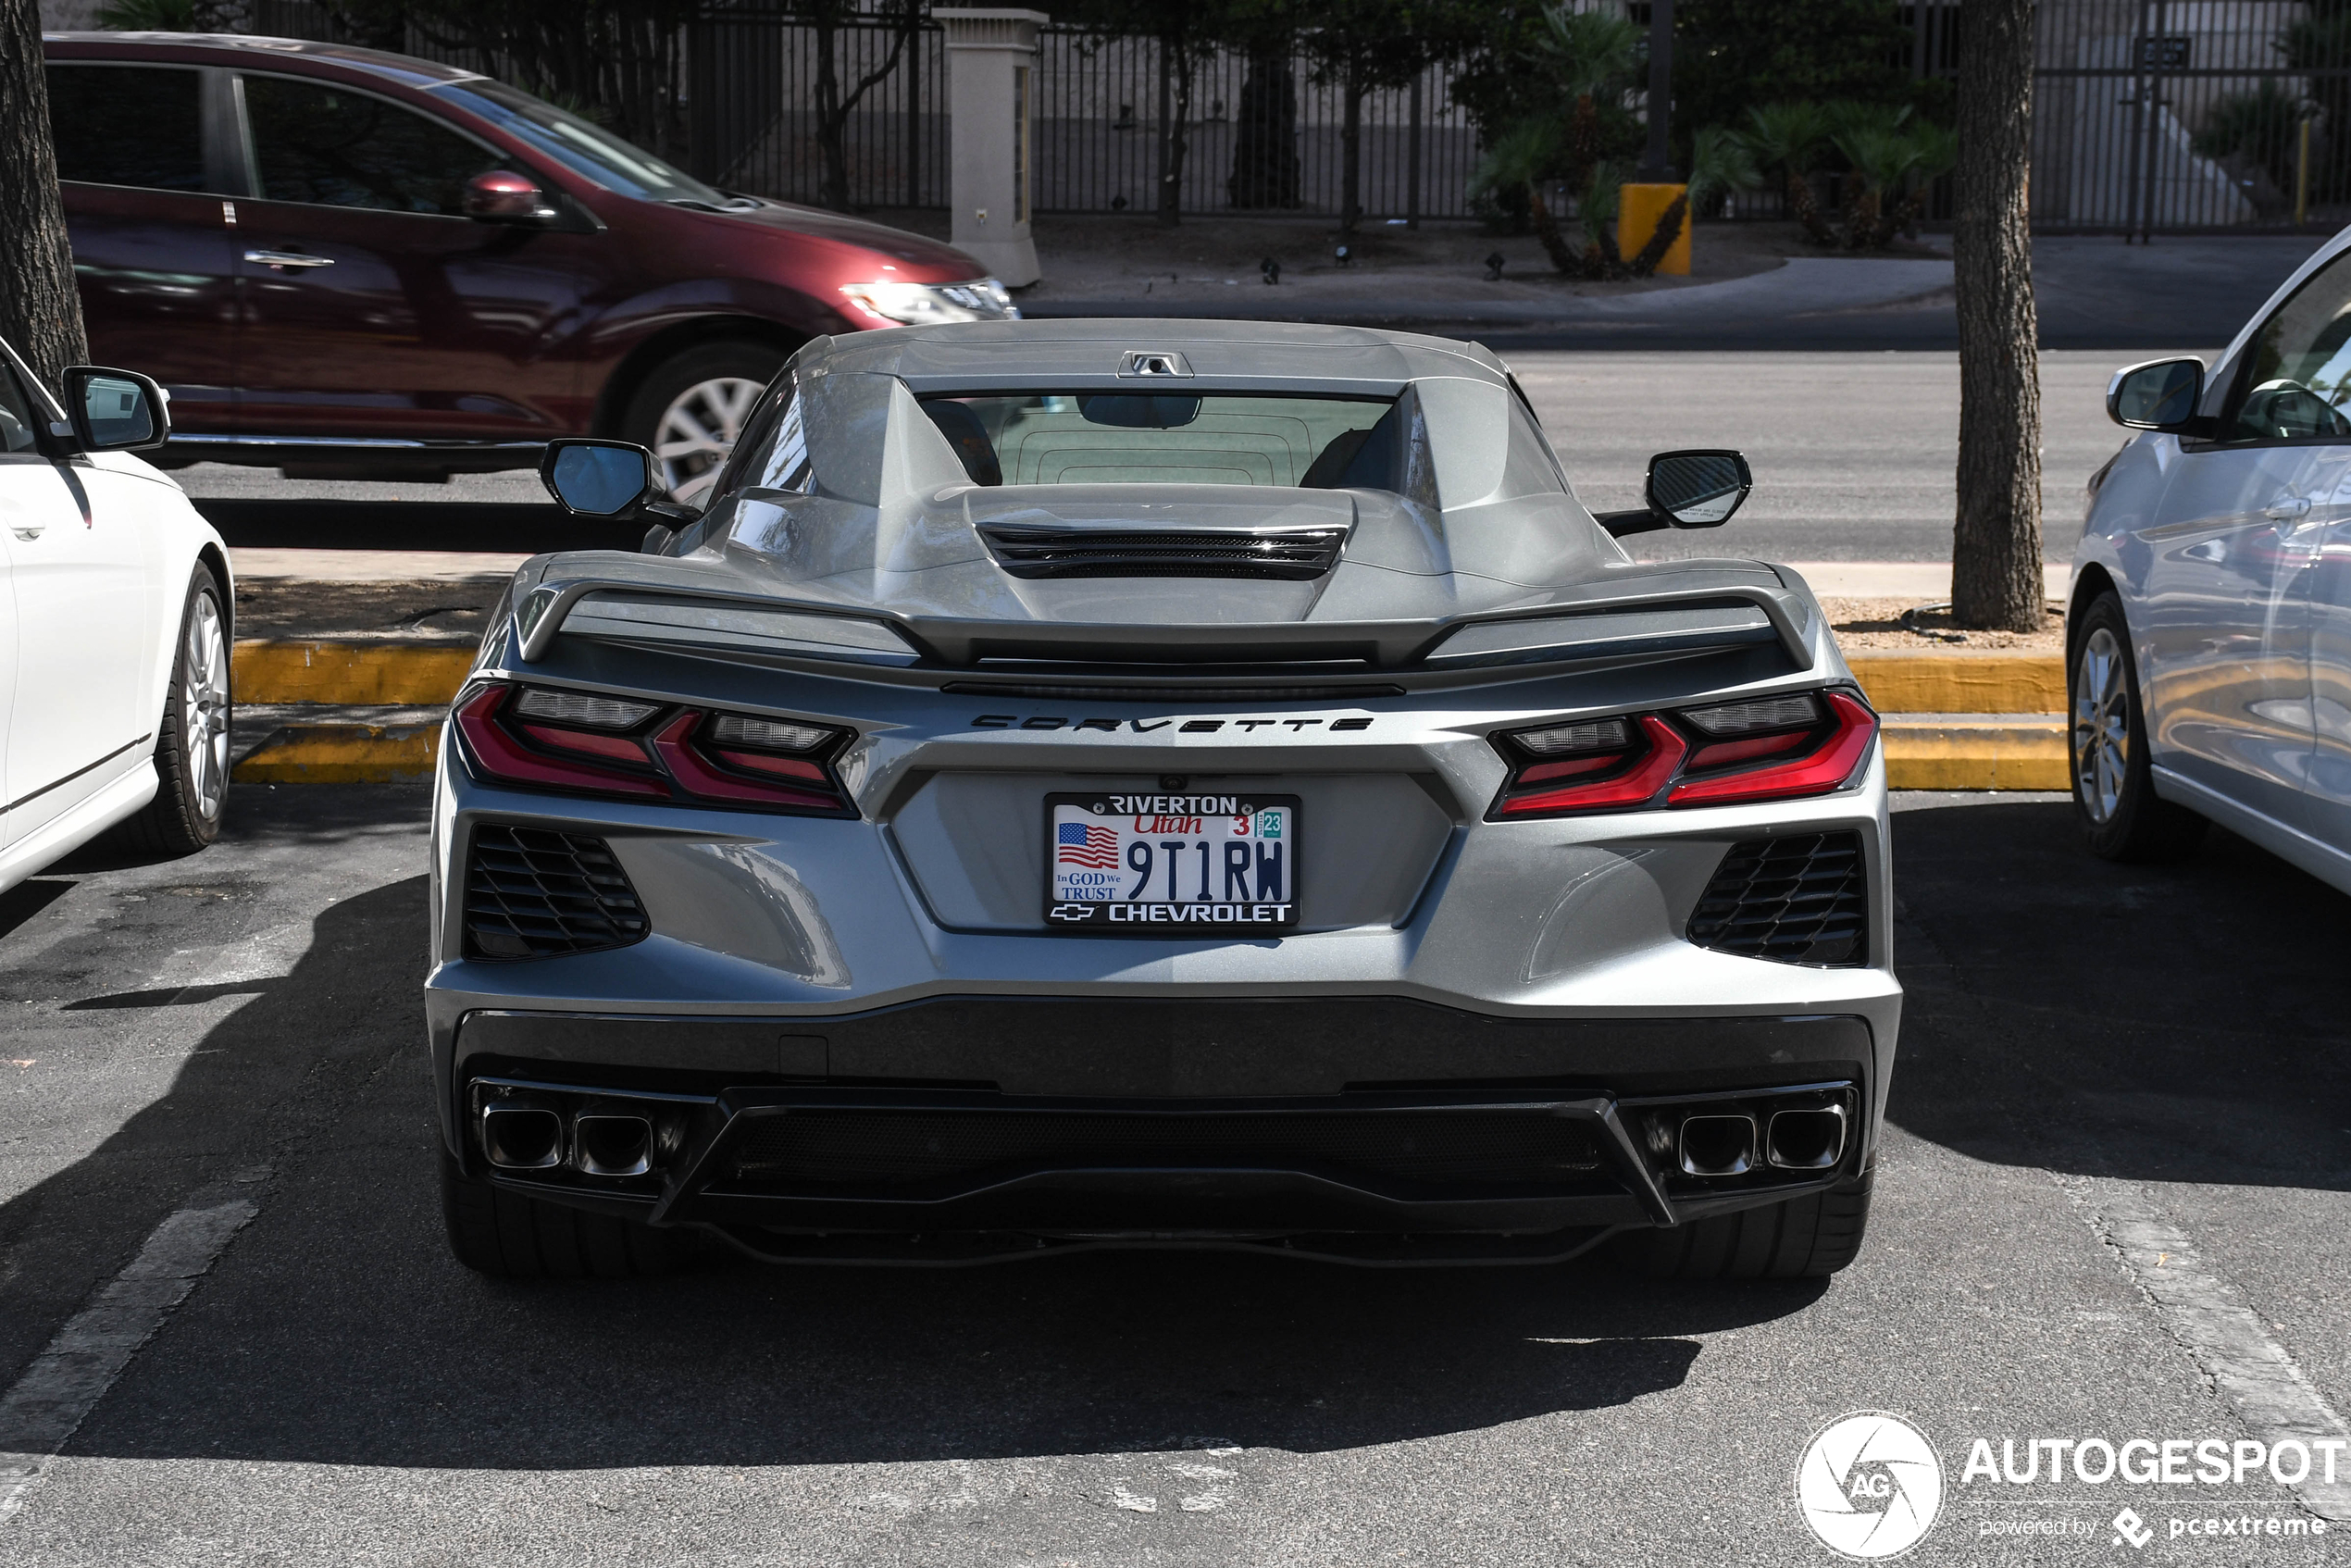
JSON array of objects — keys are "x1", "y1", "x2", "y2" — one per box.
[
  {"x1": 2107, "y1": 356, "x2": 2208, "y2": 433},
  {"x1": 61, "y1": 365, "x2": 170, "y2": 453},
  {"x1": 465, "y1": 169, "x2": 551, "y2": 223},
  {"x1": 1596, "y1": 449, "x2": 1752, "y2": 538}
]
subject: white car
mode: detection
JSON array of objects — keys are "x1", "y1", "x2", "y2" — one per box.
[
  {"x1": 2072, "y1": 230, "x2": 2351, "y2": 891},
  {"x1": 0, "y1": 334, "x2": 232, "y2": 892}
]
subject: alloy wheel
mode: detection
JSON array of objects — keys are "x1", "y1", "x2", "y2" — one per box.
[
  {"x1": 183, "y1": 591, "x2": 230, "y2": 820},
  {"x1": 653, "y1": 376, "x2": 765, "y2": 506},
  {"x1": 2072, "y1": 625, "x2": 2130, "y2": 824}
]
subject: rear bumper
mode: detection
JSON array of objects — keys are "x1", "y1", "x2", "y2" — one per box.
[{"x1": 441, "y1": 1000, "x2": 1881, "y2": 1263}]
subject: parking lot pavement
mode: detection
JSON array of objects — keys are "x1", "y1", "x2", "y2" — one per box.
[{"x1": 0, "y1": 787, "x2": 2344, "y2": 1564}]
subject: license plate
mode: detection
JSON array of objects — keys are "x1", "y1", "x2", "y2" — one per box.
[{"x1": 1045, "y1": 791, "x2": 1300, "y2": 932}]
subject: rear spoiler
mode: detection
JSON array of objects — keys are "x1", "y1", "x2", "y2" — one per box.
[{"x1": 512, "y1": 575, "x2": 1817, "y2": 671}]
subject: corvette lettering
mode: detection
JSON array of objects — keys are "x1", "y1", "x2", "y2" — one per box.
[{"x1": 972, "y1": 715, "x2": 1372, "y2": 732}]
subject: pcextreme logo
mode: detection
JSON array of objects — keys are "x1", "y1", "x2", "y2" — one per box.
[{"x1": 1796, "y1": 1411, "x2": 1946, "y2": 1560}]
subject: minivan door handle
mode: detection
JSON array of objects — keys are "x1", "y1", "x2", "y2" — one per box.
[{"x1": 243, "y1": 250, "x2": 335, "y2": 269}]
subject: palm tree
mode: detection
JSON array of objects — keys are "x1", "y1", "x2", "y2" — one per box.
[
  {"x1": 1622, "y1": 126, "x2": 1760, "y2": 275},
  {"x1": 1740, "y1": 102, "x2": 1835, "y2": 243},
  {"x1": 1536, "y1": 4, "x2": 1644, "y2": 192}
]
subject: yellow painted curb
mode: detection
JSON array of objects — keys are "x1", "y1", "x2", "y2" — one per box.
[
  {"x1": 232, "y1": 641, "x2": 474, "y2": 705},
  {"x1": 1882, "y1": 716, "x2": 2069, "y2": 790},
  {"x1": 233, "y1": 723, "x2": 443, "y2": 784},
  {"x1": 1847, "y1": 653, "x2": 2064, "y2": 716}
]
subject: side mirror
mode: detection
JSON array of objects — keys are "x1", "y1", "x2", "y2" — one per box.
[
  {"x1": 465, "y1": 169, "x2": 550, "y2": 223},
  {"x1": 541, "y1": 438, "x2": 659, "y2": 516},
  {"x1": 1595, "y1": 449, "x2": 1752, "y2": 538},
  {"x1": 2108, "y1": 356, "x2": 2208, "y2": 432},
  {"x1": 61, "y1": 366, "x2": 170, "y2": 452}
]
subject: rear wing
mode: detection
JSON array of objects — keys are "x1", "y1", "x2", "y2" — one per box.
[{"x1": 511, "y1": 573, "x2": 1817, "y2": 672}]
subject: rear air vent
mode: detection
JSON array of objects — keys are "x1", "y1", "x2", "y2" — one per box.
[
  {"x1": 464, "y1": 825, "x2": 649, "y2": 960},
  {"x1": 978, "y1": 524, "x2": 1346, "y2": 580},
  {"x1": 1686, "y1": 832, "x2": 1867, "y2": 966}
]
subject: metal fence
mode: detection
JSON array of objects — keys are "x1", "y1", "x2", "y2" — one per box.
[
  {"x1": 690, "y1": 19, "x2": 1483, "y2": 220},
  {"x1": 251, "y1": 0, "x2": 2351, "y2": 234}
]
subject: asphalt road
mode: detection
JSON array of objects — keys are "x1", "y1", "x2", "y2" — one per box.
[
  {"x1": 178, "y1": 348, "x2": 2189, "y2": 567},
  {"x1": 0, "y1": 786, "x2": 2344, "y2": 1565}
]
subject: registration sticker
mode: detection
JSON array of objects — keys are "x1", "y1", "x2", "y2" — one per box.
[{"x1": 1045, "y1": 791, "x2": 1300, "y2": 932}]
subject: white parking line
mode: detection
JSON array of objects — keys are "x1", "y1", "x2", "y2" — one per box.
[
  {"x1": 0, "y1": 1184, "x2": 263, "y2": 1524},
  {"x1": 2071, "y1": 1179, "x2": 2351, "y2": 1523}
]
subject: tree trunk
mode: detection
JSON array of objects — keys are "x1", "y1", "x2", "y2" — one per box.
[
  {"x1": 0, "y1": 0, "x2": 88, "y2": 393},
  {"x1": 1226, "y1": 44, "x2": 1299, "y2": 209},
  {"x1": 1157, "y1": 34, "x2": 1193, "y2": 228},
  {"x1": 1952, "y1": 0, "x2": 2044, "y2": 632},
  {"x1": 815, "y1": 9, "x2": 848, "y2": 210},
  {"x1": 1339, "y1": 58, "x2": 1362, "y2": 238}
]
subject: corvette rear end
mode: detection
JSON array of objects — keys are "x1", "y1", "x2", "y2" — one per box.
[{"x1": 425, "y1": 321, "x2": 1899, "y2": 1278}]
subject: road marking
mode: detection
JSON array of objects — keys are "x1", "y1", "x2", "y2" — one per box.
[
  {"x1": 0, "y1": 1184, "x2": 263, "y2": 1524},
  {"x1": 2070, "y1": 1178, "x2": 2351, "y2": 1523}
]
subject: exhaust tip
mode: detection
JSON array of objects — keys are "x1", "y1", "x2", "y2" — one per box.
[
  {"x1": 575, "y1": 1113, "x2": 653, "y2": 1177},
  {"x1": 1677, "y1": 1113, "x2": 1756, "y2": 1176},
  {"x1": 1767, "y1": 1106, "x2": 1847, "y2": 1170},
  {"x1": 482, "y1": 1102, "x2": 564, "y2": 1170}
]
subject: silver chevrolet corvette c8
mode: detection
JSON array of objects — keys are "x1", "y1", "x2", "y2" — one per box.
[{"x1": 426, "y1": 320, "x2": 1900, "y2": 1281}]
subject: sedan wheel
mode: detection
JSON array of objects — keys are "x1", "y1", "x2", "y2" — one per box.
[
  {"x1": 653, "y1": 375, "x2": 765, "y2": 506},
  {"x1": 113, "y1": 564, "x2": 230, "y2": 857},
  {"x1": 181, "y1": 588, "x2": 231, "y2": 820},
  {"x1": 2067, "y1": 590, "x2": 2206, "y2": 862},
  {"x1": 2071, "y1": 624, "x2": 2130, "y2": 825}
]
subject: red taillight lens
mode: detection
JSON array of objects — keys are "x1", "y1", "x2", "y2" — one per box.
[
  {"x1": 1497, "y1": 716, "x2": 1688, "y2": 815},
  {"x1": 454, "y1": 683, "x2": 852, "y2": 815},
  {"x1": 1667, "y1": 691, "x2": 1876, "y2": 806},
  {"x1": 1490, "y1": 691, "x2": 1875, "y2": 818}
]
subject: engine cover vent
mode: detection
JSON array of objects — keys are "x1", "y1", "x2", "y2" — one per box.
[
  {"x1": 1686, "y1": 831, "x2": 1867, "y2": 966},
  {"x1": 978, "y1": 524, "x2": 1346, "y2": 580},
  {"x1": 464, "y1": 825, "x2": 649, "y2": 960}
]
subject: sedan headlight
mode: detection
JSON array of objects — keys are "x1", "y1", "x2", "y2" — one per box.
[{"x1": 840, "y1": 278, "x2": 1019, "y2": 325}]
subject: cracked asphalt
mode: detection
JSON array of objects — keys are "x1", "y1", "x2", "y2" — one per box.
[{"x1": 0, "y1": 784, "x2": 2345, "y2": 1566}]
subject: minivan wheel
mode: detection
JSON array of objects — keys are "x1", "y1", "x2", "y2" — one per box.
[
  {"x1": 2070, "y1": 591, "x2": 2206, "y2": 862},
  {"x1": 111, "y1": 564, "x2": 230, "y2": 857},
  {"x1": 620, "y1": 342, "x2": 786, "y2": 507}
]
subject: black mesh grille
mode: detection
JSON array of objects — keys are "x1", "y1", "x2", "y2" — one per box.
[
  {"x1": 464, "y1": 825, "x2": 649, "y2": 960},
  {"x1": 728, "y1": 1108, "x2": 1605, "y2": 1191},
  {"x1": 978, "y1": 525, "x2": 1345, "y2": 580},
  {"x1": 1686, "y1": 832, "x2": 1867, "y2": 966}
]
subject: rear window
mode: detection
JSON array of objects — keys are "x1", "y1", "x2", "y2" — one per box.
[
  {"x1": 919, "y1": 393, "x2": 1399, "y2": 490},
  {"x1": 47, "y1": 64, "x2": 208, "y2": 193}
]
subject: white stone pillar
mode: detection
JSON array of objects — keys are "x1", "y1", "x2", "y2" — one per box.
[{"x1": 939, "y1": 7, "x2": 1048, "y2": 287}]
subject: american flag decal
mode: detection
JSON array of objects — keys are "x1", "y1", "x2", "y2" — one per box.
[{"x1": 1056, "y1": 821, "x2": 1119, "y2": 868}]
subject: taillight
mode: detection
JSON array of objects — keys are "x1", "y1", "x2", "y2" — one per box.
[
  {"x1": 453, "y1": 682, "x2": 853, "y2": 815},
  {"x1": 1491, "y1": 690, "x2": 1876, "y2": 817},
  {"x1": 1668, "y1": 691, "x2": 1876, "y2": 806}
]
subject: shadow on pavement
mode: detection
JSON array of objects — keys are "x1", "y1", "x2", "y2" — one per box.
[
  {"x1": 1888, "y1": 798, "x2": 2351, "y2": 1192},
  {"x1": 27, "y1": 843, "x2": 1828, "y2": 1471}
]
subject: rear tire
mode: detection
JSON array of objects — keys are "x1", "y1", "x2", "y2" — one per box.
[
  {"x1": 1611, "y1": 1169, "x2": 1873, "y2": 1280},
  {"x1": 439, "y1": 1148, "x2": 696, "y2": 1279},
  {"x1": 2069, "y1": 590, "x2": 2207, "y2": 863},
  {"x1": 112, "y1": 564, "x2": 230, "y2": 858},
  {"x1": 619, "y1": 341, "x2": 787, "y2": 507}
]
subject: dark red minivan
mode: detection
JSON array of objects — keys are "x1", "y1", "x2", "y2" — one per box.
[{"x1": 43, "y1": 32, "x2": 1014, "y2": 500}]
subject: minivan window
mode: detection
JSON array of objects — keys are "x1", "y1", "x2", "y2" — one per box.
[
  {"x1": 243, "y1": 75, "x2": 501, "y2": 215},
  {"x1": 46, "y1": 65, "x2": 207, "y2": 193},
  {"x1": 430, "y1": 80, "x2": 728, "y2": 206}
]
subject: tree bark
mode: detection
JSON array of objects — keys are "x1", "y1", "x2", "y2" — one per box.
[
  {"x1": 1338, "y1": 58, "x2": 1362, "y2": 238},
  {"x1": 0, "y1": 0, "x2": 89, "y2": 393},
  {"x1": 1952, "y1": 0, "x2": 2044, "y2": 631}
]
